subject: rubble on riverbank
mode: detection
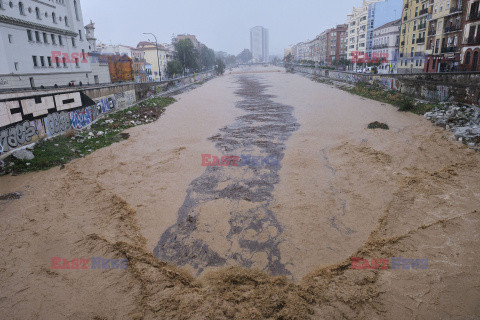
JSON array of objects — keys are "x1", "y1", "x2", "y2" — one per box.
[{"x1": 424, "y1": 104, "x2": 480, "y2": 149}]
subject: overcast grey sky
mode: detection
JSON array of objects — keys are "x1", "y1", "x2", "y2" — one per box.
[{"x1": 81, "y1": 0, "x2": 399, "y2": 56}]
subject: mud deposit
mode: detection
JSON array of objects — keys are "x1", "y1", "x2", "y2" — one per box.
[{"x1": 154, "y1": 75, "x2": 299, "y2": 276}]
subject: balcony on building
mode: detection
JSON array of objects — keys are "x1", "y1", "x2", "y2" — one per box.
[
  {"x1": 441, "y1": 46, "x2": 457, "y2": 53},
  {"x1": 444, "y1": 25, "x2": 461, "y2": 33},
  {"x1": 416, "y1": 37, "x2": 426, "y2": 44},
  {"x1": 449, "y1": 5, "x2": 462, "y2": 14},
  {"x1": 419, "y1": 8, "x2": 429, "y2": 16}
]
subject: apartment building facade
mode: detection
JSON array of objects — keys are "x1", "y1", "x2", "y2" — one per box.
[
  {"x1": 398, "y1": 0, "x2": 430, "y2": 73},
  {"x1": 137, "y1": 41, "x2": 172, "y2": 81},
  {"x1": 461, "y1": 0, "x2": 480, "y2": 71},
  {"x1": 97, "y1": 44, "x2": 147, "y2": 82},
  {"x1": 296, "y1": 42, "x2": 310, "y2": 61},
  {"x1": 0, "y1": 0, "x2": 106, "y2": 90},
  {"x1": 372, "y1": 19, "x2": 401, "y2": 73},
  {"x1": 347, "y1": 0, "x2": 384, "y2": 67},
  {"x1": 424, "y1": 0, "x2": 464, "y2": 72},
  {"x1": 326, "y1": 24, "x2": 348, "y2": 66}
]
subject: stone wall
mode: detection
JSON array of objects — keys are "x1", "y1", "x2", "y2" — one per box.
[
  {"x1": 293, "y1": 66, "x2": 480, "y2": 105},
  {"x1": 136, "y1": 71, "x2": 214, "y2": 101}
]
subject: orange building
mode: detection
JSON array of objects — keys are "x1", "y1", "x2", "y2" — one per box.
[{"x1": 97, "y1": 54, "x2": 134, "y2": 82}]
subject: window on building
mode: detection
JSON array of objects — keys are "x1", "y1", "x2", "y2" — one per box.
[
  {"x1": 72, "y1": 37, "x2": 76, "y2": 47},
  {"x1": 14, "y1": 62, "x2": 18, "y2": 70},
  {"x1": 75, "y1": 58, "x2": 79, "y2": 67},
  {"x1": 27, "y1": 30, "x2": 32, "y2": 41},
  {"x1": 47, "y1": 56, "x2": 52, "y2": 67},
  {"x1": 35, "y1": 7, "x2": 41, "y2": 19},
  {"x1": 8, "y1": 34, "x2": 13, "y2": 43},
  {"x1": 74, "y1": 0, "x2": 80, "y2": 20},
  {"x1": 40, "y1": 56, "x2": 45, "y2": 67},
  {"x1": 63, "y1": 57, "x2": 67, "y2": 67},
  {"x1": 19, "y1": 2, "x2": 24, "y2": 15},
  {"x1": 56, "y1": 57, "x2": 60, "y2": 67},
  {"x1": 52, "y1": 12, "x2": 56, "y2": 23},
  {"x1": 65, "y1": 16, "x2": 68, "y2": 26},
  {"x1": 43, "y1": 32, "x2": 48, "y2": 43},
  {"x1": 51, "y1": 34, "x2": 56, "y2": 44},
  {"x1": 59, "y1": 35, "x2": 63, "y2": 45},
  {"x1": 78, "y1": 30, "x2": 82, "y2": 40},
  {"x1": 465, "y1": 52, "x2": 471, "y2": 64},
  {"x1": 35, "y1": 31, "x2": 41, "y2": 42},
  {"x1": 32, "y1": 56, "x2": 38, "y2": 67}
]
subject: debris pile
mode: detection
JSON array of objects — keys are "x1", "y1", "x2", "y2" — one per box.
[
  {"x1": 367, "y1": 121, "x2": 389, "y2": 130},
  {"x1": 424, "y1": 104, "x2": 480, "y2": 149}
]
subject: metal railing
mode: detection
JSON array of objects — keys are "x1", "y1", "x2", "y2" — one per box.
[
  {"x1": 444, "y1": 25, "x2": 461, "y2": 33},
  {"x1": 441, "y1": 46, "x2": 458, "y2": 53},
  {"x1": 449, "y1": 6, "x2": 462, "y2": 14}
]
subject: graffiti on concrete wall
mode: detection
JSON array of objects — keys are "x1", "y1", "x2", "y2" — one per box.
[
  {"x1": 45, "y1": 112, "x2": 71, "y2": 137},
  {"x1": 0, "y1": 90, "x2": 136, "y2": 152},
  {"x1": 0, "y1": 120, "x2": 44, "y2": 152},
  {"x1": 421, "y1": 85, "x2": 451, "y2": 102},
  {"x1": 69, "y1": 107, "x2": 95, "y2": 130},
  {"x1": 374, "y1": 77, "x2": 401, "y2": 91}
]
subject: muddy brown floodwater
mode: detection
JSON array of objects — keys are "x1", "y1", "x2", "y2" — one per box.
[{"x1": 0, "y1": 66, "x2": 479, "y2": 319}]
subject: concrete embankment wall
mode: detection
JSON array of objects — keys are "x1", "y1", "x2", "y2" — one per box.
[
  {"x1": 0, "y1": 71, "x2": 214, "y2": 155},
  {"x1": 293, "y1": 66, "x2": 480, "y2": 106}
]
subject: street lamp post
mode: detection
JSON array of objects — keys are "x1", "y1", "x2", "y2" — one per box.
[{"x1": 143, "y1": 32, "x2": 161, "y2": 81}]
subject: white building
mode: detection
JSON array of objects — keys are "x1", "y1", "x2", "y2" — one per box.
[
  {"x1": 294, "y1": 42, "x2": 309, "y2": 61},
  {"x1": 346, "y1": 0, "x2": 385, "y2": 66},
  {"x1": 250, "y1": 26, "x2": 269, "y2": 63},
  {"x1": 372, "y1": 19, "x2": 400, "y2": 74},
  {"x1": 0, "y1": 0, "x2": 108, "y2": 90}
]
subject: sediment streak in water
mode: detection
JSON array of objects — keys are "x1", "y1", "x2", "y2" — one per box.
[{"x1": 154, "y1": 75, "x2": 299, "y2": 276}]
